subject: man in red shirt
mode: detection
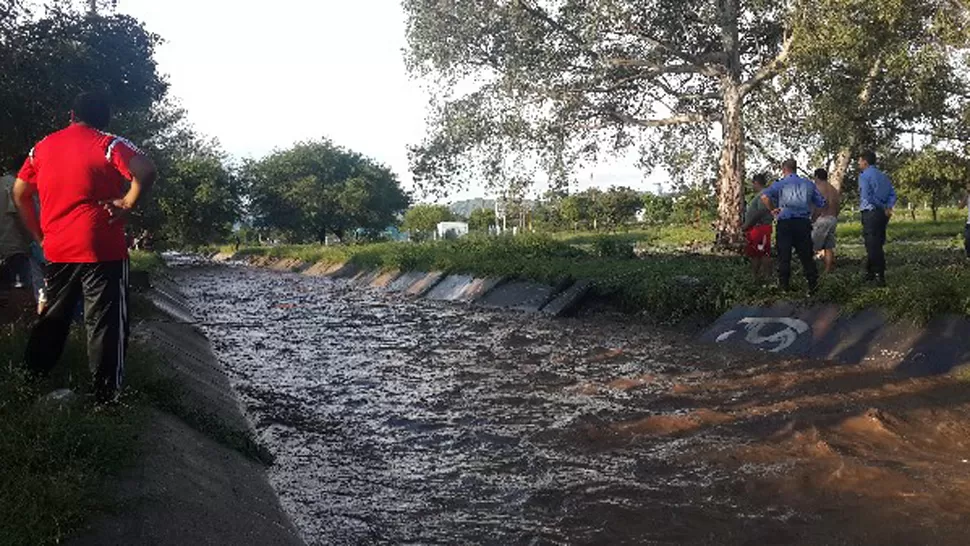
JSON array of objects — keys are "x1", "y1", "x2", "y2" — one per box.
[{"x1": 13, "y1": 92, "x2": 157, "y2": 404}]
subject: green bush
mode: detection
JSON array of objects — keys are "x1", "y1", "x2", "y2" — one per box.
[{"x1": 592, "y1": 237, "x2": 636, "y2": 259}]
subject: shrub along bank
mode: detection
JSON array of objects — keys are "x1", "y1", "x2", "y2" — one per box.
[{"x1": 226, "y1": 224, "x2": 970, "y2": 326}]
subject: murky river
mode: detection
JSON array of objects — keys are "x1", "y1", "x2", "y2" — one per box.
[{"x1": 173, "y1": 265, "x2": 970, "y2": 546}]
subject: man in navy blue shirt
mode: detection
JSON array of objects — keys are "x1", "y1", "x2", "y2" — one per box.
[
  {"x1": 760, "y1": 158, "x2": 827, "y2": 294},
  {"x1": 857, "y1": 151, "x2": 897, "y2": 286}
]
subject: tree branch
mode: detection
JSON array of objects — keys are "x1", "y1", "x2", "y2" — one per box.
[
  {"x1": 609, "y1": 110, "x2": 719, "y2": 127},
  {"x1": 739, "y1": 32, "x2": 795, "y2": 97},
  {"x1": 604, "y1": 58, "x2": 703, "y2": 76},
  {"x1": 625, "y1": 23, "x2": 726, "y2": 78},
  {"x1": 515, "y1": 0, "x2": 602, "y2": 62}
]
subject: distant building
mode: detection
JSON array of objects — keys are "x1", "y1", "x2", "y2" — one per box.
[{"x1": 436, "y1": 221, "x2": 469, "y2": 240}]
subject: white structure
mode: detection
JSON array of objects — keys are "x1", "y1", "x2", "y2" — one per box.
[{"x1": 436, "y1": 221, "x2": 469, "y2": 240}]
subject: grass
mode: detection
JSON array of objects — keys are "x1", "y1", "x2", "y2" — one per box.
[
  {"x1": 226, "y1": 208, "x2": 970, "y2": 326},
  {"x1": 0, "y1": 322, "x2": 144, "y2": 546},
  {"x1": 0, "y1": 291, "x2": 270, "y2": 545},
  {"x1": 130, "y1": 250, "x2": 165, "y2": 273}
]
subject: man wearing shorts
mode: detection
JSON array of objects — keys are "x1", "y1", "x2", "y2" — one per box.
[
  {"x1": 811, "y1": 168, "x2": 841, "y2": 273},
  {"x1": 742, "y1": 173, "x2": 773, "y2": 281}
]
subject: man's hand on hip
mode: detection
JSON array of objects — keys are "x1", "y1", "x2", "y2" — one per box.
[{"x1": 101, "y1": 199, "x2": 133, "y2": 224}]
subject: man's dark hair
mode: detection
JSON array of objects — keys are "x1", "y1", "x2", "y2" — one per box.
[
  {"x1": 859, "y1": 150, "x2": 877, "y2": 166},
  {"x1": 814, "y1": 168, "x2": 828, "y2": 181},
  {"x1": 72, "y1": 92, "x2": 111, "y2": 130},
  {"x1": 782, "y1": 158, "x2": 797, "y2": 173},
  {"x1": 752, "y1": 173, "x2": 767, "y2": 186}
]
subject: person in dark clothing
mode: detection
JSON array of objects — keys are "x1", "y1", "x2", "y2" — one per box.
[
  {"x1": 13, "y1": 92, "x2": 158, "y2": 404},
  {"x1": 1, "y1": 156, "x2": 33, "y2": 290},
  {"x1": 760, "y1": 159, "x2": 826, "y2": 294},
  {"x1": 857, "y1": 150, "x2": 897, "y2": 286}
]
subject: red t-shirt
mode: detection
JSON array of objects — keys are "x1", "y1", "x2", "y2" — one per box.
[{"x1": 18, "y1": 124, "x2": 141, "y2": 263}]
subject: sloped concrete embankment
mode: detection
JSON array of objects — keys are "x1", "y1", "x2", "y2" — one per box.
[
  {"x1": 69, "y1": 274, "x2": 305, "y2": 546},
  {"x1": 215, "y1": 252, "x2": 970, "y2": 376}
]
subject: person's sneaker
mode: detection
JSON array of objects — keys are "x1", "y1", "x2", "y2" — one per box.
[{"x1": 36, "y1": 388, "x2": 79, "y2": 410}]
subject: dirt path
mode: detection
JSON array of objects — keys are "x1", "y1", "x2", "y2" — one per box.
[{"x1": 178, "y1": 265, "x2": 970, "y2": 545}]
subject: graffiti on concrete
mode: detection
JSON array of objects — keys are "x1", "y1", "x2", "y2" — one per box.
[{"x1": 715, "y1": 316, "x2": 811, "y2": 353}]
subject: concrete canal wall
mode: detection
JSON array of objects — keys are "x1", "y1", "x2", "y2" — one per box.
[
  {"x1": 69, "y1": 275, "x2": 305, "y2": 546},
  {"x1": 215, "y1": 252, "x2": 970, "y2": 377}
]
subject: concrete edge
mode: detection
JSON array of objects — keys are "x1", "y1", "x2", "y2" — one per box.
[
  {"x1": 227, "y1": 254, "x2": 970, "y2": 376},
  {"x1": 70, "y1": 278, "x2": 306, "y2": 546}
]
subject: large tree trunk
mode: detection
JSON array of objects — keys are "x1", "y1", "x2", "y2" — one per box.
[
  {"x1": 714, "y1": 84, "x2": 746, "y2": 250},
  {"x1": 830, "y1": 148, "x2": 854, "y2": 194},
  {"x1": 714, "y1": 0, "x2": 745, "y2": 251},
  {"x1": 830, "y1": 60, "x2": 883, "y2": 192}
]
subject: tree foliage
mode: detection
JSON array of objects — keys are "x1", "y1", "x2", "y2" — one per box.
[
  {"x1": 404, "y1": 0, "x2": 799, "y2": 247},
  {"x1": 245, "y1": 140, "x2": 409, "y2": 243},
  {"x1": 641, "y1": 192, "x2": 674, "y2": 225},
  {"x1": 0, "y1": 3, "x2": 166, "y2": 166},
  {"x1": 468, "y1": 207, "x2": 497, "y2": 232},
  {"x1": 769, "y1": 0, "x2": 970, "y2": 190},
  {"x1": 895, "y1": 148, "x2": 970, "y2": 222},
  {"x1": 402, "y1": 204, "x2": 454, "y2": 236}
]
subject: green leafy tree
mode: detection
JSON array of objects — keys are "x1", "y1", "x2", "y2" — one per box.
[
  {"x1": 0, "y1": 5, "x2": 167, "y2": 164},
  {"x1": 402, "y1": 204, "x2": 454, "y2": 239},
  {"x1": 895, "y1": 148, "x2": 970, "y2": 223},
  {"x1": 598, "y1": 186, "x2": 642, "y2": 231},
  {"x1": 772, "y1": 0, "x2": 970, "y2": 191},
  {"x1": 641, "y1": 192, "x2": 674, "y2": 225},
  {"x1": 245, "y1": 140, "x2": 409, "y2": 242},
  {"x1": 468, "y1": 207, "x2": 496, "y2": 233},
  {"x1": 560, "y1": 193, "x2": 591, "y2": 231},
  {"x1": 404, "y1": 0, "x2": 802, "y2": 248}
]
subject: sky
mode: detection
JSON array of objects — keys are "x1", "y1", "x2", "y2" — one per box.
[{"x1": 117, "y1": 0, "x2": 656, "y2": 202}]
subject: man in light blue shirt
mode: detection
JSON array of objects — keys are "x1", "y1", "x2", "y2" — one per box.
[
  {"x1": 760, "y1": 158, "x2": 826, "y2": 294},
  {"x1": 857, "y1": 150, "x2": 896, "y2": 286}
]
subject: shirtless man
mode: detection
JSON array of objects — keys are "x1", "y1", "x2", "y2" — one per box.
[{"x1": 811, "y1": 168, "x2": 841, "y2": 274}]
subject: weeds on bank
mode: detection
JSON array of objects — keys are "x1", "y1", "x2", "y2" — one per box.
[
  {"x1": 0, "y1": 293, "x2": 273, "y2": 546},
  {"x1": 129, "y1": 250, "x2": 165, "y2": 273},
  {"x1": 0, "y1": 323, "x2": 142, "y2": 546},
  {"x1": 229, "y1": 213, "x2": 970, "y2": 325}
]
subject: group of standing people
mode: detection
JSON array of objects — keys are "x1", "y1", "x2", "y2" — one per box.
[
  {"x1": 0, "y1": 92, "x2": 156, "y2": 405},
  {"x1": 743, "y1": 151, "x2": 897, "y2": 293}
]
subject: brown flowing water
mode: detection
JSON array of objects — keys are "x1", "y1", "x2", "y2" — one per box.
[{"x1": 174, "y1": 264, "x2": 970, "y2": 545}]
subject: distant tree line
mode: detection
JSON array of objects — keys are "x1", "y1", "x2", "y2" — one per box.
[{"x1": 0, "y1": 1, "x2": 411, "y2": 249}]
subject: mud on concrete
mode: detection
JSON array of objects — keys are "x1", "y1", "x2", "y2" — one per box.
[{"x1": 176, "y1": 263, "x2": 970, "y2": 545}]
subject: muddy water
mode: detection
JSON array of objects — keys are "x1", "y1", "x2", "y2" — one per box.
[{"x1": 174, "y1": 265, "x2": 970, "y2": 546}]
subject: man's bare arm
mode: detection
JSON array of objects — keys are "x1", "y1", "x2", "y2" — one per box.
[
  {"x1": 103, "y1": 155, "x2": 158, "y2": 223},
  {"x1": 118, "y1": 155, "x2": 157, "y2": 210},
  {"x1": 12, "y1": 178, "x2": 42, "y2": 244}
]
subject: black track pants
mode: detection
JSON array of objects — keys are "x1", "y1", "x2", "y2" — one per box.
[{"x1": 25, "y1": 261, "x2": 129, "y2": 402}]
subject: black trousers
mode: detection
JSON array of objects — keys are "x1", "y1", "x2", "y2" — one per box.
[
  {"x1": 964, "y1": 224, "x2": 970, "y2": 257},
  {"x1": 0, "y1": 253, "x2": 29, "y2": 287},
  {"x1": 861, "y1": 210, "x2": 890, "y2": 277},
  {"x1": 775, "y1": 218, "x2": 818, "y2": 290},
  {"x1": 25, "y1": 261, "x2": 129, "y2": 402}
]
